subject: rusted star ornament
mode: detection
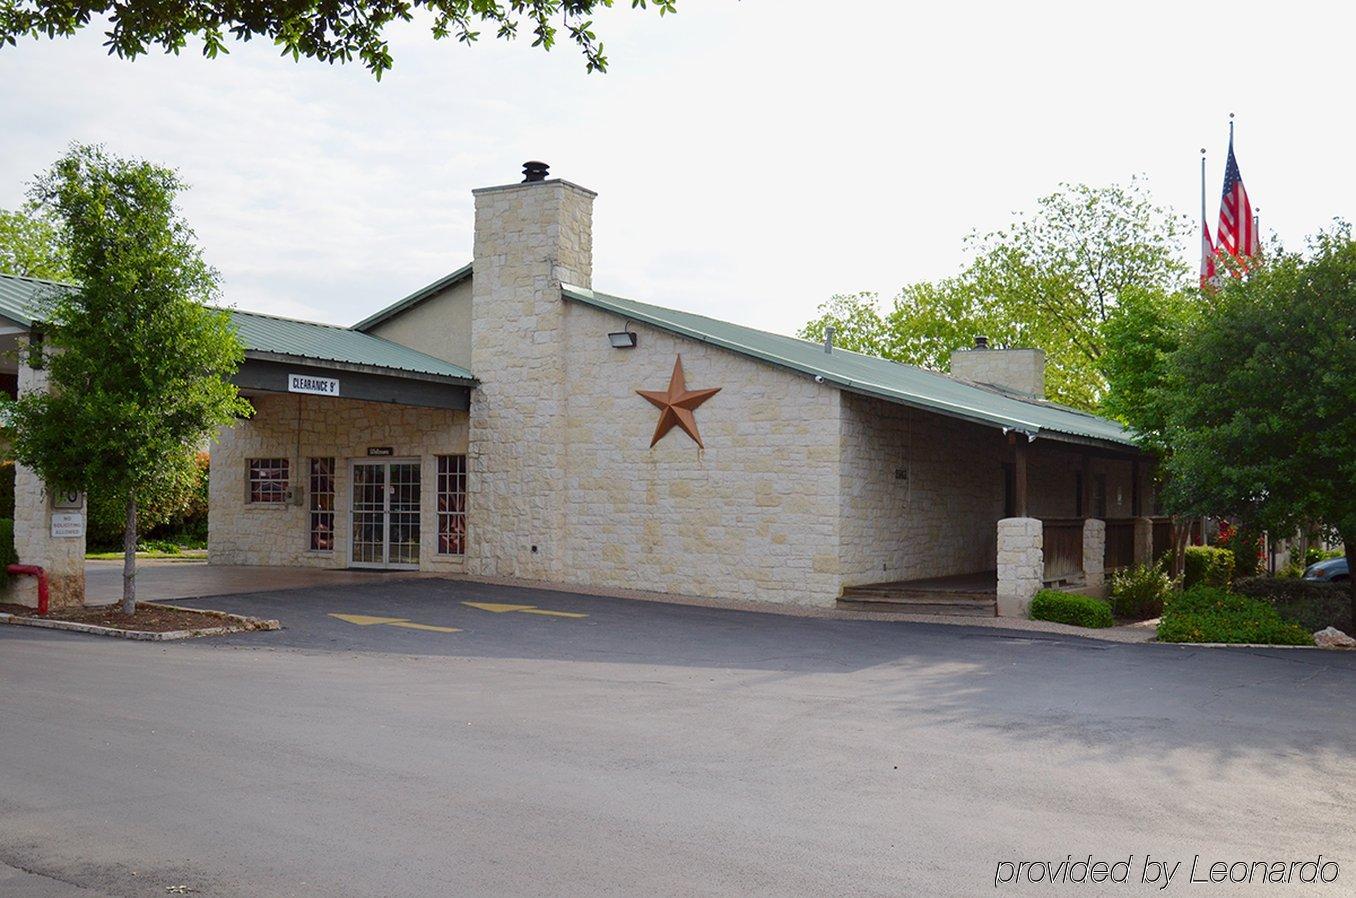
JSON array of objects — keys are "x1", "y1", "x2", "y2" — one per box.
[{"x1": 637, "y1": 355, "x2": 721, "y2": 448}]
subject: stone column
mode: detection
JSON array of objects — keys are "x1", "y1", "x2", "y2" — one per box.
[
  {"x1": 466, "y1": 175, "x2": 595, "y2": 581},
  {"x1": 6, "y1": 350, "x2": 86, "y2": 608},
  {"x1": 1082, "y1": 518, "x2": 1106, "y2": 592},
  {"x1": 996, "y1": 517, "x2": 1043, "y2": 617},
  {"x1": 1133, "y1": 516, "x2": 1153, "y2": 566}
]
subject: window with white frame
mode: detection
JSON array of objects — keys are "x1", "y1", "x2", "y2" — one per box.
[
  {"x1": 436, "y1": 455, "x2": 467, "y2": 556},
  {"x1": 309, "y1": 457, "x2": 335, "y2": 551},
  {"x1": 248, "y1": 458, "x2": 289, "y2": 504}
]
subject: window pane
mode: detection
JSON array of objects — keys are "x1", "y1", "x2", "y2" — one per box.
[{"x1": 436, "y1": 454, "x2": 467, "y2": 556}]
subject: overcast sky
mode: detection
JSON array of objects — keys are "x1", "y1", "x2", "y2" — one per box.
[{"x1": 2, "y1": 1, "x2": 1353, "y2": 335}]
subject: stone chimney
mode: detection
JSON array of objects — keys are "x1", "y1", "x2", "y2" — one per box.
[
  {"x1": 467, "y1": 163, "x2": 596, "y2": 580},
  {"x1": 949, "y1": 337, "x2": 1045, "y2": 399}
]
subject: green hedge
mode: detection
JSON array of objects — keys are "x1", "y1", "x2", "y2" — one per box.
[
  {"x1": 1157, "y1": 586, "x2": 1314, "y2": 645},
  {"x1": 1183, "y1": 546, "x2": 1234, "y2": 589},
  {"x1": 1030, "y1": 589, "x2": 1114, "y2": 628},
  {"x1": 0, "y1": 518, "x2": 15, "y2": 588},
  {"x1": 1108, "y1": 563, "x2": 1172, "y2": 620},
  {"x1": 1233, "y1": 576, "x2": 1349, "y2": 632}
]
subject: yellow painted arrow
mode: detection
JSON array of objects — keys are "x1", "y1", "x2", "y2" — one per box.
[
  {"x1": 329, "y1": 614, "x2": 410, "y2": 626},
  {"x1": 328, "y1": 613, "x2": 461, "y2": 633},
  {"x1": 462, "y1": 602, "x2": 536, "y2": 613},
  {"x1": 462, "y1": 601, "x2": 587, "y2": 619}
]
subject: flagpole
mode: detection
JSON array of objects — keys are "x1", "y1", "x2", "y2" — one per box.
[{"x1": 1200, "y1": 147, "x2": 1207, "y2": 234}]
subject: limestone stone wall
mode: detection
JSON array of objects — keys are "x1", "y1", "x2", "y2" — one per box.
[
  {"x1": 558, "y1": 301, "x2": 843, "y2": 606},
  {"x1": 208, "y1": 393, "x2": 468, "y2": 570},
  {"x1": 466, "y1": 179, "x2": 594, "y2": 582},
  {"x1": 837, "y1": 393, "x2": 1128, "y2": 586},
  {"x1": 839, "y1": 395, "x2": 1006, "y2": 585},
  {"x1": 4, "y1": 354, "x2": 85, "y2": 608},
  {"x1": 996, "y1": 517, "x2": 1043, "y2": 616},
  {"x1": 1083, "y1": 518, "x2": 1106, "y2": 591}
]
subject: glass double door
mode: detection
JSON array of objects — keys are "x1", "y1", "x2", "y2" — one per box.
[{"x1": 351, "y1": 460, "x2": 421, "y2": 569}]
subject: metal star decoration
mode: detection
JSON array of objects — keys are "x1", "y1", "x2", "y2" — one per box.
[{"x1": 636, "y1": 355, "x2": 721, "y2": 448}]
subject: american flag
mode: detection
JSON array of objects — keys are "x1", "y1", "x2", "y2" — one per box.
[{"x1": 1215, "y1": 137, "x2": 1259, "y2": 262}]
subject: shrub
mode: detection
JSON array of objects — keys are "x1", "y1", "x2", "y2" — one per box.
[
  {"x1": 1109, "y1": 563, "x2": 1172, "y2": 619},
  {"x1": 1183, "y1": 546, "x2": 1234, "y2": 589},
  {"x1": 0, "y1": 462, "x2": 13, "y2": 519},
  {"x1": 0, "y1": 518, "x2": 15, "y2": 588},
  {"x1": 1030, "y1": 589, "x2": 1114, "y2": 628},
  {"x1": 1233, "y1": 576, "x2": 1349, "y2": 632},
  {"x1": 1157, "y1": 585, "x2": 1314, "y2": 645}
]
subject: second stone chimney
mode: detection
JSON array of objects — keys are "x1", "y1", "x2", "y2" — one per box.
[{"x1": 949, "y1": 337, "x2": 1046, "y2": 399}]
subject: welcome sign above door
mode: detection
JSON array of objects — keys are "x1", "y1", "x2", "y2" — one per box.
[{"x1": 288, "y1": 373, "x2": 340, "y2": 396}]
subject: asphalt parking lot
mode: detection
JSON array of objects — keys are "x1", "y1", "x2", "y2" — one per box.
[{"x1": 2, "y1": 578, "x2": 1354, "y2": 897}]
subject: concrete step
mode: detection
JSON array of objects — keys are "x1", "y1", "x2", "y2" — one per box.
[{"x1": 836, "y1": 593, "x2": 997, "y2": 617}]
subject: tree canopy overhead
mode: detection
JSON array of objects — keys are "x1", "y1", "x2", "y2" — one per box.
[
  {"x1": 0, "y1": 0, "x2": 676, "y2": 78},
  {"x1": 800, "y1": 180, "x2": 1191, "y2": 410},
  {"x1": 0, "y1": 206, "x2": 70, "y2": 282}
]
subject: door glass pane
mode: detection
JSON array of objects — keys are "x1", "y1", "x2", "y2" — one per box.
[
  {"x1": 352, "y1": 463, "x2": 386, "y2": 565},
  {"x1": 388, "y1": 463, "x2": 421, "y2": 566}
]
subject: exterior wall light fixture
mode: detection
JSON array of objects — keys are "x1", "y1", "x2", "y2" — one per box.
[{"x1": 608, "y1": 322, "x2": 638, "y2": 349}]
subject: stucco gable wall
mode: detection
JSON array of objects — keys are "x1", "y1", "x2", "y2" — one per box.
[
  {"x1": 560, "y1": 301, "x2": 842, "y2": 607},
  {"x1": 365, "y1": 278, "x2": 474, "y2": 371}
]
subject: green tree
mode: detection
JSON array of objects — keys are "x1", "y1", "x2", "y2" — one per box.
[
  {"x1": 1159, "y1": 227, "x2": 1356, "y2": 629},
  {"x1": 1100, "y1": 284, "x2": 1197, "y2": 455},
  {"x1": 0, "y1": 0, "x2": 676, "y2": 78},
  {"x1": 800, "y1": 180, "x2": 1191, "y2": 410},
  {"x1": 0, "y1": 206, "x2": 69, "y2": 280},
  {"x1": 5, "y1": 145, "x2": 251, "y2": 614}
]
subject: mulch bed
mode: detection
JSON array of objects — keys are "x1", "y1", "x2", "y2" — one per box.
[{"x1": 0, "y1": 601, "x2": 241, "y2": 633}]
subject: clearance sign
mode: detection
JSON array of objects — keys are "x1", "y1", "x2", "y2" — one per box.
[{"x1": 288, "y1": 373, "x2": 340, "y2": 397}]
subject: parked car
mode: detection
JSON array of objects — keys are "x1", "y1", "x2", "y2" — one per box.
[{"x1": 1304, "y1": 556, "x2": 1349, "y2": 582}]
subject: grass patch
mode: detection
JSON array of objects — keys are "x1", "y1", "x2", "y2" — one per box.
[
  {"x1": 1157, "y1": 586, "x2": 1314, "y2": 645},
  {"x1": 1030, "y1": 589, "x2": 1114, "y2": 628}
]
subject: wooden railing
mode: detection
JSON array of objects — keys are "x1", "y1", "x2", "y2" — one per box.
[
  {"x1": 1151, "y1": 517, "x2": 1173, "y2": 563},
  {"x1": 1105, "y1": 518, "x2": 1136, "y2": 570},
  {"x1": 1042, "y1": 518, "x2": 1084, "y2": 582}
]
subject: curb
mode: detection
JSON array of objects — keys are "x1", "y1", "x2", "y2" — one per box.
[{"x1": 0, "y1": 602, "x2": 280, "y2": 641}]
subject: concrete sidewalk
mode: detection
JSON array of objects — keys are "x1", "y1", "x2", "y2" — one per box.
[{"x1": 83, "y1": 558, "x2": 438, "y2": 606}]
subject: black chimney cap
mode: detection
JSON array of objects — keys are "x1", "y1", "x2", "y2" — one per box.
[
  {"x1": 974, "y1": 335, "x2": 989, "y2": 349},
  {"x1": 522, "y1": 161, "x2": 549, "y2": 183}
]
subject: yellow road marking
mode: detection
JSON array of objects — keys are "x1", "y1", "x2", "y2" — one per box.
[
  {"x1": 329, "y1": 614, "x2": 409, "y2": 626},
  {"x1": 462, "y1": 602, "x2": 536, "y2": 613},
  {"x1": 462, "y1": 601, "x2": 587, "y2": 619},
  {"x1": 388, "y1": 622, "x2": 462, "y2": 633}
]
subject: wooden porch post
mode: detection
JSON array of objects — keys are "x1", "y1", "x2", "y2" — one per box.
[
  {"x1": 1010, "y1": 432, "x2": 1028, "y2": 518},
  {"x1": 1081, "y1": 454, "x2": 1093, "y2": 518}
]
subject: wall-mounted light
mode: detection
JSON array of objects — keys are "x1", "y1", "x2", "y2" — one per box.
[{"x1": 608, "y1": 321, "x2": 638, "y2": 349}]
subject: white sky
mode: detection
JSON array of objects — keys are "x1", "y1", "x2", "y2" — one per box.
[{"x1": 2, "y1": 1, "x2": 1353, "y2": 335}]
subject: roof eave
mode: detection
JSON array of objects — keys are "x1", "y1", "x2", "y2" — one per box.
[
  {"x1": 242, "y1": 349, "x2": 477, "y2": 386},
  {"x1": 561, "y1": 284, "x2": 1140, "y2": 453}
]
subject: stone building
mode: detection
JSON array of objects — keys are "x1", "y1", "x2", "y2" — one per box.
[{"x1": 0, "y1": 165, "x2": 1157, "y2": 616}]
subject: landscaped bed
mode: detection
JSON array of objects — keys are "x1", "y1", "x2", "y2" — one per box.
[{"x1": 0, "y1": 601, "x2": 278, "y2": 639}]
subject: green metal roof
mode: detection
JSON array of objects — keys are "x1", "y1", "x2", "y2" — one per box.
[
  {"x1": 0, "y1": 273, "x2": 473, "y2": 383},
  {"x1": 228, "y1": 309, "x2": 474, "y2": 381},
  {"x1": 0, "y1": 273, "x2": 72, "y2": 328},
  {"x1": 352, "y1": 263, "x2": 472, "y2": 332},
  {"x1": 562, "y1": 284, "x2": 1137, "y2": 449}
]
